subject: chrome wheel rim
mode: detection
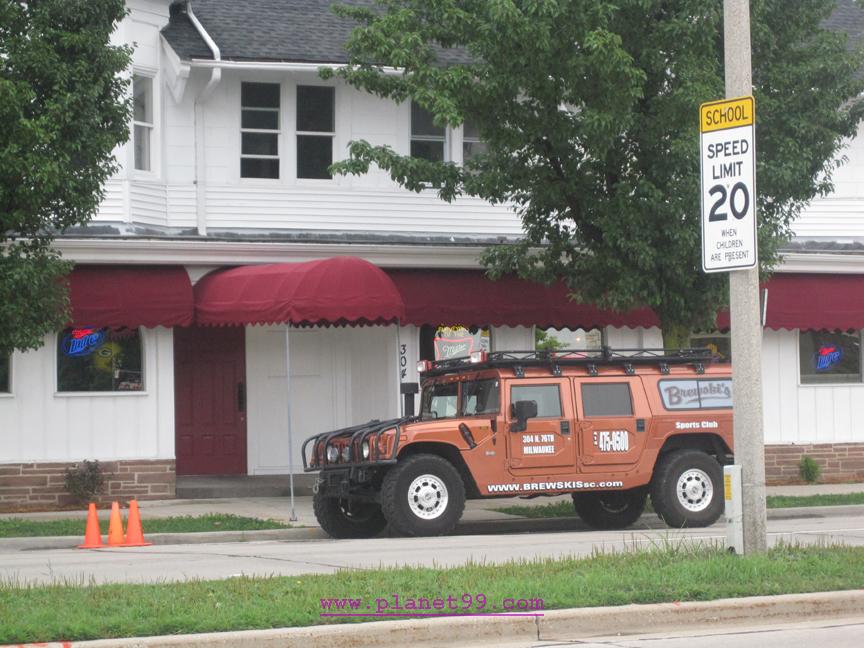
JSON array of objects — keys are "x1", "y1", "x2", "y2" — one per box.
[
  {"x1": 676, "y1": 469, "x2": 713, "y2": 512},
  {"x1": 407, "y1": 474, "x2": 449, "y2": 520}
]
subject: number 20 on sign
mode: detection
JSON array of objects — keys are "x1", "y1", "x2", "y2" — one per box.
[{"x1": 700, "y1": 96, "x2": 757, "y2": 273}]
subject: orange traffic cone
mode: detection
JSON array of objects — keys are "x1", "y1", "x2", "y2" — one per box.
[
  {"x1": 107, "y1": 501, "x2": 125, "y2": 546},
  {"x1": 123, "y1": 499, "x2": 151, "y2": 547},
  {"x1": 78, "y1": 502, "x2": 103, "y2": 549}
]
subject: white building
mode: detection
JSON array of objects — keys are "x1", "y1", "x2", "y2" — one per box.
[{"x1": 2, "y1": 0, "x2": 864, "y2": 508}]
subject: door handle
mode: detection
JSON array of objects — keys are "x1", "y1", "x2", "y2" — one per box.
[
  {"x1": 237, "y1": 382, "x2": 246, "y2": 412},
  {"x1": 560, "y1": 420, "x2": 571, "y2": 435}
]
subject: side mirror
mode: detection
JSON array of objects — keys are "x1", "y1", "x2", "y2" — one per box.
[{"x1": 510, "y1": 400, "x2": 538, "y2": 432}]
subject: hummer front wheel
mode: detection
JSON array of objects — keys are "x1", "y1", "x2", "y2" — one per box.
[
  {"x1": 382, "y1": 454, "x2": 466, "y2": 536},
  {"x1": 313, "y1": 490, "x2": 387, "y2": 539}
]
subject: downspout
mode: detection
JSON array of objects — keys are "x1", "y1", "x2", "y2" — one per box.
[{"x1": 187, "y1": 1, "x2": 221, "y2": 236}]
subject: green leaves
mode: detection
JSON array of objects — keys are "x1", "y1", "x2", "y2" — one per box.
[
  {"x1": 328, "y1": 0, "x2": 863, "y2": 338},
  {"x1": 0, "y1": 0, "x2": 130, "y2": 353}
]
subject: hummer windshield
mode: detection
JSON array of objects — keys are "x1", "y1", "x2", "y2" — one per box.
[{"x1": 420, "y1": 378, "x2": 500, "y2": 420}]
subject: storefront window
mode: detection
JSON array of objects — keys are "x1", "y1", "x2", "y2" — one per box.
[
  {"x1": 420, "y1": 325, "x2": 491, "y2": 361},
  {"x1": 0, "y1": 353, "x2": 9, "y2": 393},
  {"x1": 799, "y1": 331, "x2": 862, "y2": 385},
  {"x1": 57, "y1": 328, "x2": 144, "y2": 392},
  {"x1": 690, "y1": 333, "x2": 731, "y2": 361},
  {"x1": 536, "y1": 327, "x2": 602, "y2": 351}
]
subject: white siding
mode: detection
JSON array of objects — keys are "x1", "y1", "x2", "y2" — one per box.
[
  {"x1": 0, "y1": 328, "x2": 175, "y2": 462},
  {"x1": 492, "y1": 326, "x2": 535, "y2": 351}
]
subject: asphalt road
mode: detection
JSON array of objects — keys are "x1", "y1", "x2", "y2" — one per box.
[
  {"x1": 471, "y1": 617, "x2": 864, "y2": 648},
  {"x1": 3, "y1": 509, "x2": 864, "y2": 585}
]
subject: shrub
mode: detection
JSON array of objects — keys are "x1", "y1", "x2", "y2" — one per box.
[
  {"x1": 798, "y1": 455, "x2": 821, "y2": 484},
  {"x1": 63, "y1": 460, "x2": 106, "y2": 504}
]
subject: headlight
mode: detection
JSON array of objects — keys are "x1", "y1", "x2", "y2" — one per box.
[
  {"x1": 326, "y1": 445, "x2": 339, "y2": 463},
  {"x1": 361, "y1": 441, "x2": 370, "y2": 459},
  {"x1": 341, "y1": 445, "x2": 351, "y2": 463}
]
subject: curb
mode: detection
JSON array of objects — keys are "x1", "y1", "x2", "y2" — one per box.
[
  {"x1": 18, "y1": 590, "x2": 864, "y2": 647},
  {"x1": 4, "y1": 503, "x2": 862, "y2": 551}
]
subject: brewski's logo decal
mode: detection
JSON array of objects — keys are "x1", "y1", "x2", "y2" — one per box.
[
  {"x1": 814, "y1": 345, "x2": 842, "y2": 371},
  {"x1": 62, "y1": 328, "x2": 106, "y2": 357}
]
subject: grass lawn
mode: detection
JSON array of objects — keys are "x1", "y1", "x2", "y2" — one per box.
[
  {"x1": 1, "y1": 544, "x2": 864, "y2": 643},
  {"x1": 0, "y1": 514, "x2": 290, "y2": 538},
  {"x1": 493, "y1": 492, "x2": 864, "y2": 519}
]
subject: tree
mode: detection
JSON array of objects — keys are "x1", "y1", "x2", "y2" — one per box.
[
  {"x1": 325, "y1": 0, "x2": 864, "y2": 346},
  {"x1": 0, "y1": 0, "x2": 131, "y2": 354}
]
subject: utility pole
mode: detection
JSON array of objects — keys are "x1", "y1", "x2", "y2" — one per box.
[{"x1": 724, "y1": 0, "x2": 767, "y2": 553}]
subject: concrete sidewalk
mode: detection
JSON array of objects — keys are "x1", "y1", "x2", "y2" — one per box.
[{"x1": 1, "y1": 481, "x2": 861, "y2": 525}]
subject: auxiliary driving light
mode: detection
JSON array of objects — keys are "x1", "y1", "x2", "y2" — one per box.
[
  {"x1": 361, "y1": 441, "x2": 370, "y2": 459},
  {"x1": 341, "y1": 445, "x2": 351, "y2": 463},
  {"x1": 326, "y1": 445, "x2": 339, "y2": 463}
]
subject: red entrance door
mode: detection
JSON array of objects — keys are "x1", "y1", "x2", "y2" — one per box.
[{"x1": 174, "y1": 326, "x2": 247, "y2": 475}]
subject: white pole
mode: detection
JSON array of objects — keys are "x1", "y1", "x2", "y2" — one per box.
[
  {"x1": 285, "y1": 324, "x2": 297, "y2": 521},
  {"x1": 724, "y1": 0, "x2": 767, "y2": 553}
]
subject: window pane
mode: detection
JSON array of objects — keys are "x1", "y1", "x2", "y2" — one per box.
[
  {"x1": 461, "y1": 379, "x2": 500, "y2": 415},
  {"x1": 463, "y1": 140, "x2": 488, "y2": 163},
  {"x1": 241, "y1": 157, "x2": 279, "y2": 179},
  {"x1": 411, "y1": 140, "x2": 445, "y2": 162},
  {"x1": 0, "y1": 354, "x2": 9, "y2": 393},
  {"x1": 582, "y1": 383, "x2": 633, "y2": 417},
  {"x1": 511, "y1": 385, "x2": 562, "y2": 418},
  {"x1": 432, "y1": 325, "x2": 490, "y2": 360},
  {"x1": 411, "y1": 102, "x2": 444, "y2": 137},
  {"x1": 241, "y1": 82, "x2": 280, "y2": 108},
  {"x1": 297, "y1": 86, "x2": 335, "y2": 133},
  {"x1": 242, "y1": 109, "x2": 279, "y2": 130},
  {"x1": 134, "y1": 124, "x2": 151, "y2": 171},
  {"x1": 297, "y1": 135, "x2": 333, "y2": 179},
  {"x1": 133, "y1": 75, "x2": 151, "y2": 123},
  {"x1": 242, "y1": 132, "x2": 278, "y2": 156},
  {"x1": 57, "y1": 328, "x2": 144, "y2": 392},
  {"x1": 690, "y1": 334, "x2": 731, "y2": 361},
  {"x1": 800, "y1": 331, "x2": 862, "y2": 384},
  {"x1": 421, "y1": 382, "x2": 459, "y2": 419},
  {"x1": 463, "y1": 119, "x2": 480, "y2": 140}
]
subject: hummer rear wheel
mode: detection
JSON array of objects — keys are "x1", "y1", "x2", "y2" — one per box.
[
  {"x1": 650, "y1": 449, "x2": 723, "y2": 528},
  {"x1": 572, "y1": 488, "x2": 647, "y2": 530},
  {"x1": 382, "y1": 454, "x2": 466, "y2": 536},
  {"x1": 313, "y1": 490, "x2": 387, "y2": 539}
]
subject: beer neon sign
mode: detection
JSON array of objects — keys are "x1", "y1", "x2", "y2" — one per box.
[
  {"x1": 62, "y1": 328, "x2": 106, "y2": 357},
  {"x1": 814, "y1": 344, "x2": 842, "y2": 371}
]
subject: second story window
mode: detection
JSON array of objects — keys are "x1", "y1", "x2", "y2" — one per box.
[
  {"x1": 296, "y1": 86, "x2": 335, "y2": 179},
  {"x1": 462, "y1": 119, "x2": 487, "y2": 164},
  {"x1": 411, "y1": 102, "x2": 445, "y2": 162},
  {"x1": 241, "y1": 82, "x2": 280, "y2": 179},
  {"x1": 133, "y1": 75, "x2": 153, "y2": 171}
]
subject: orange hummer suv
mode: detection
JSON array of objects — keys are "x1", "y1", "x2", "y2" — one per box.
[{"x1": 303, "y1": 348, "x2": 734, "y2": 538}]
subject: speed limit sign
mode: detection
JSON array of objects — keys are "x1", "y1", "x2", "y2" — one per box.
[{"x1": 700, "y1": 96, "x2": 756, "y2": 273}]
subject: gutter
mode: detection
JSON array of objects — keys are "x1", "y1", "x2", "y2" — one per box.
[
  {"x1": 186, "y1": 0, "x2": 222, "y2": 235},
  {"x1": 188, "y1": 59, "x2": 402, "y2": 75}
]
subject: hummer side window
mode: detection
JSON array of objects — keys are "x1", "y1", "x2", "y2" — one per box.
[
  {"x1": 511, "y1": 385, "x2": 562, "y2": 418},
  {"x1": 461, "y1": 379, "x2": 500, "y2": 416},
  {"x1": 420, "y1": 382, "x2": 459, "y2": 419},
  {"x1": 581, "y1": 383, "x2": 633, "y2": 417}
]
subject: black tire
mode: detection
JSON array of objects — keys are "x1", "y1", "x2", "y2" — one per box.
[
  {"x1": 571, "y1": 488, "x2": 647, "y2": 530},
  {"x1": 381, "y1": 454, "x2": 466, "y2": 537},
  {"x1": 313, "y1": 490, "x2": 388, "y2": 539},
  {"x1": 650, "y1": 450, "x2": 723, "y2": 528}
]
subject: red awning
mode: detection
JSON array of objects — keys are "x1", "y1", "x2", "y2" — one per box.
[
  {"x1": 716, "y1": 273, "x2": 864, "y2": 332},
  {"x1": 195, "y1": 257, "x2": 406, "y2": 326},
  {"x1": 386, "y1": 269, "x2": 659, "y2": 329},
  {"x1": 69, "y1": 265, "x2": 194, "y2": 328}
]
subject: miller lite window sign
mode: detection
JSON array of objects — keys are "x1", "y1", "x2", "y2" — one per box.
[{"x1": 799, "y1": 331, "x2": 861, "y2": 385}]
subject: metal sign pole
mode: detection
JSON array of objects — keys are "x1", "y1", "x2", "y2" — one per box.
[
  {"x1": 285, "y1": 324, "x2": 297, "y2": 522},
  {"x1": 724, "y1": 0, "x2": 767, "y2": 553}
]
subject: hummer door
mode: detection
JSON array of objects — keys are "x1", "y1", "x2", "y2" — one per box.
[
  {"x1": 506, "y1": 379, "x2": 576, "y2": 473},
  {"x1": 575, "y1": 378, "x2": 648, "y2": 470}
]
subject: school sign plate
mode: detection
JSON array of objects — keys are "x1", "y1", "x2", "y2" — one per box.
[{"x1": 699, "y1": 96, "x2": 757, "y2": 273}]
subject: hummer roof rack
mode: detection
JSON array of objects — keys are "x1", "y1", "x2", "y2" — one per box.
[{"x1": 418, "y1": 347, "x2": 718, "y2": 378}]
